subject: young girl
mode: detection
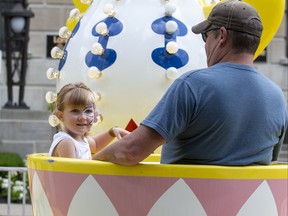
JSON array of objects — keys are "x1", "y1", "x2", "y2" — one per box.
[{"x1": 48, "y1": 82, "x2": 130, "y2": 159}]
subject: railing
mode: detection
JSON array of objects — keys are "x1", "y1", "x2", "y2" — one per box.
[{"x1": 0, "y1": 167, "x2": 28, "y2": 216}]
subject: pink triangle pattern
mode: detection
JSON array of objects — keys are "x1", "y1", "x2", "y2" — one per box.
[
  {"x1": 184, "y1": 178, "x2": 263, "y2": 215},
  {"x1": 35, "y1": 170, "x2": 88, "y2": 216},
  {"x1": 28, "y1": 168, "x2": 36, "y2": 213},
  {"x1": 94, "y1": 175, "x2": 178, "y2": 215},
  {"x1": 266, "y1": 179, "x2": 288, "y2": 215}
]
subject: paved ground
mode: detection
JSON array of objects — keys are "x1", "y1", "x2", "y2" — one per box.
[{"x1": 0, "y1": 204, "x2": 32, "y2": 216}]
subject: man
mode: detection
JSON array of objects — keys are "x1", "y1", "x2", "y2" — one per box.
[{"x1": 93, "y1": 0, "x2": 288, "y2": 165}]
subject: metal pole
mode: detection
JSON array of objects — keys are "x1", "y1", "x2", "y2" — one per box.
[
  {"x1": 22, "y1": 171, "x2": 26, "y2": 216},
  {"x1": 19, "y1": 16, "x2": 30, "y2": 107},
  {"x1": 3, "y1": 15, "x2": 13, "y2": 107},
  {"x1": 7, "y1": 171, "x2": 11, "y2": 215}
]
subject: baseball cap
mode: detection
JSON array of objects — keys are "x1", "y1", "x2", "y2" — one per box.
[{"x1": 191, "y1": 0, "x2": 263, "y2": 37}]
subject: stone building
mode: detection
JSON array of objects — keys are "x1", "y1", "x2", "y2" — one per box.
[{"x1": 0, "y1": 0, "x2": 287, "y2": 160}]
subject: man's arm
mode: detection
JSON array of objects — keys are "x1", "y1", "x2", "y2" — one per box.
[{"x1": 93, "y1": 125, "x2": 165, "y2": 165}]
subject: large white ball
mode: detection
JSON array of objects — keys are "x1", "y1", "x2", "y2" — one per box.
[{"x1": 54, "y1": 0, "x2": 207, "y2": 133}]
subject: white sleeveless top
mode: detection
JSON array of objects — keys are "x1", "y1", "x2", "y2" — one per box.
[{"x1": 49, "y1": 131, "x2": 92, "y2": 160}]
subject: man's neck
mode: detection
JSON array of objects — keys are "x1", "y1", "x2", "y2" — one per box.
[{"x1": 220, "y1": 52, "x2": 255, "y2": 66}]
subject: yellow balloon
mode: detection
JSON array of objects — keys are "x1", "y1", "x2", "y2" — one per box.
[
  {"x1": 66, "y1": 17, "x2": 78, "y2": 32},
  {"x1": 245, "y1": 0, "x2": 285, "y2": 58},
  {"x1": 201, "y1": 0, "x2": 285, "y2": 59},
  {"x1": 72, "y1": 0, "x2": 89, "y2": 13}
]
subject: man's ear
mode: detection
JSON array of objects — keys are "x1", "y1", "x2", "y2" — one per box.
[{"x1": 219, "y1": 27, "x2": 228, "y2": 46}]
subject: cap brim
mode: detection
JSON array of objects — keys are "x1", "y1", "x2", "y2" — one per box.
[{"x1": 191, "y1": 20, "x2": 212, "y2": 34}]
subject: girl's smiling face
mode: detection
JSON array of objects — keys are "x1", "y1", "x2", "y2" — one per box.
[
  {"x1": 54, "y1": 82, "x2": 98, "y2": 140},
  {"x1": 59, "y1": 103, "x2": 95, "y2": 141}
]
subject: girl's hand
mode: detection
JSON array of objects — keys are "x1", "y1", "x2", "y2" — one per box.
[{"x1": 110, "y1": 127, "x2": 130, "y2": 140}]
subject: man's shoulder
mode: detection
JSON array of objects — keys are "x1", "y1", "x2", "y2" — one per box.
[
  {"x1": 180, "y1": 67, "x2": 210, "y2": 79},
  {"x1": 180, "y1": 63, "x2": 227, "y2": 78}
]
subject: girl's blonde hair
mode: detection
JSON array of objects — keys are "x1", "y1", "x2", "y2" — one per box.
[{"x1": 55, "y1": 82, "x2": 96, "y2": 112}]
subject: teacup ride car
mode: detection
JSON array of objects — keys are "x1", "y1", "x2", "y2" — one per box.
[{"x1": 27, "y1": 153, "x2": 288, "y2": 216}]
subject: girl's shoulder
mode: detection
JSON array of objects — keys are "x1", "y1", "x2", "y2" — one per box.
[
  {"x1": 85, "y1": 136, "x2": 95, "y2": 145},
  {"x1": 54, "y1": 131, "x2": 73, "y2": 139}
]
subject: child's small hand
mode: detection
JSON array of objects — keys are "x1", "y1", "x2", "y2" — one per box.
[{"x1": 110, "y1": 127, "x2": 130, "y2": 140}]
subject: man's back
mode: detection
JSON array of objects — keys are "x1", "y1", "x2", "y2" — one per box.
[
  {"x1": 93, "y1": 0, "x2": 288, "y2": 166},
  {"x1": 144, "y1": 62, "x2": 287, "y2": 165}
]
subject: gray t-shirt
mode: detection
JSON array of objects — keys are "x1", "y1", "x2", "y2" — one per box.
[{"x1": 142, "y1": 62, "x2": 288, "y2": 165}]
